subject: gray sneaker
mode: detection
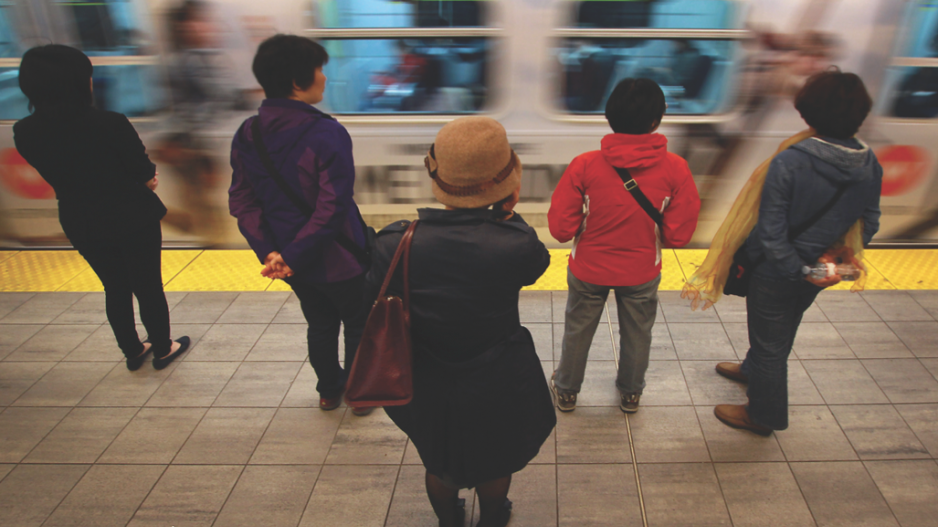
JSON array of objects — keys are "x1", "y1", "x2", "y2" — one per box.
[
  {"x1": 550, "y1": 372, "x2": 577, "y2": 412},
  {"x1": 620, "y1": 392, "x2": 641, "y2": 413}
]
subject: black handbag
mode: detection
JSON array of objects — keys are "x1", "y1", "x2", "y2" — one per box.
[{"x1": 724, "y1": 183, "x2": 850, "y2": 298}]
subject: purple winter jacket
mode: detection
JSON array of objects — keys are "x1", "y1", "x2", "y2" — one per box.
[{"x1": 229, "y1": 98, "x2": 367, "y2": 283}]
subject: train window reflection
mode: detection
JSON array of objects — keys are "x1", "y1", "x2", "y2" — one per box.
[
  {"x1": 887, "y1": 67, "x2": 938, "y2": 119},
  {"x1": 557, "y1": 38, "x2": 736, "y2": 114},
  {"x1": 0, "y1": 4, "x2": 26, "y2": 58},
  {"x1": 572, "y1": 0, "x2": 736, "y2": 30},
  {"x1": 900, "y1": 0, "x2": 938, "y2": 58},
  {"x1": 315, "y1": 0, "x2": 486, "y2": 28},
  {"x1": 52, "y1": 0, "x2": 149, "y2": 55},
  {"x1": 0, "y1": 68, "x2": 30, "y2": 120},
  {"x1": 91, "y1": 65, "x2": 165, "y2": 117},
  {"x1": 320, "y1": 38, "x2": 489, "y2": 114},
  {"x1": 885, "y1": 1, "x2": 938, "y2": 118}
]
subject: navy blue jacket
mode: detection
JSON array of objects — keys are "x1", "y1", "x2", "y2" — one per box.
[{"x1": 747, "y1": 136, "x2": 882, "y2": 280}]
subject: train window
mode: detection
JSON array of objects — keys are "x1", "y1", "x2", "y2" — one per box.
[
  {"x1": 0, "y1": 3, "x2": 27, "y2": 58},
  {"x1": 556, "y1": 0, "x2": 744, "y2": 115},
  {"x1": 884, "y1": 1, "x2": 938, "y2": 119},
  {"x1": 309, "y1": 0, "x2": 496, "y2": 114},
  {"x1": 0, "y1": 67, "x2": 30, "y2": 120}
]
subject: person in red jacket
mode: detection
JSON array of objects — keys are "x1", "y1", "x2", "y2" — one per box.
[{"x1": 548, "y1": 78, "x2": 700, "y2": 413}]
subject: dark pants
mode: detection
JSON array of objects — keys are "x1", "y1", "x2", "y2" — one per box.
[
  {"x1": 287, "y1": 274, "x2": 368, "y2": 399},
  {"x1": 740, "y1": 275, "x2": 822, "y2": 430},
  {"x1": 75, "y1": 221, "x2": 171, "y2": 358}
]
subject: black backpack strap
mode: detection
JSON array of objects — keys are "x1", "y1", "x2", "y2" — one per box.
[
  {"x1": 612, "y1": 166, "x2": 664, "y2": 228},
  {"x1": 250, "y1": 118, "x2": 370, "y2": 265}
]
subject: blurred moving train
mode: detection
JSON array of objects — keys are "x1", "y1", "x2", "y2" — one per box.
[{"x1": 1, "y1": 0, "x2": 938, "y2": 248}]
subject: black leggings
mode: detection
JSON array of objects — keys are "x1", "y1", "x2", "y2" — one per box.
[{"x1": 75, "y1": 221, "x2": 171, "y2": 358}]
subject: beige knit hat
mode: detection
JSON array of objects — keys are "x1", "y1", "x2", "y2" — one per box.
[{"x1": 424, "y1": 116, "x2": 522, "y2": 209}]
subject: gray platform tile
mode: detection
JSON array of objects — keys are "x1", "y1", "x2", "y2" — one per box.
[
  {"x1": 630, "y1": 406, "x2": 710, "y2": 463},
  {"x1": 681, "y1": 360, "x2": 748, "y2": 406},
  {"x1": 669, "y1": 323, "x2": 736, "y2": 361},
  {"x1": 834, "y1": 321, "x2": 915, "y2": 358},
  {"x1": 213, "y1": 361, "x2": 302, "y2": 407},
  {"x1": 63, "y1": 323, "x2": 140, "y2": 362},
  {"x1": 0, "y1": 464, "x2": 12, "y2": 482},
  {"x1": 790, "y1": 461, "x2": 900, "y2": 527},
  {"x1": 524, "y1": 323, "x2": 552, "y2": 362},
  {"x1": 0, "y1": 292, "x2": 83, "y2": 324},
  {"x1": 0, "y1": 407, "x2": 70, "y2": 463},
  {"x1": 0, "y1": 292, "x2": 34, "y2": 321},
  {"x1": 715, "y1": 462, "x2": 815, "y2": 527},
  {"x1": 245, "y1": 324, "x2": 308, "y2": 362},
  {"x1": 802, "y1": 359, "x2": 889, "y2": 405},
  {"x1": 714, "y1": 295, "x2": 747, "y2": 323},
  {"x1": 861, "y1": 291, "x2": 934, "y2": 322},
  {"x1": 788, "y1": 360, "x2": 826, "y2": 405},
  {"x1": 49, "y1": 293, "x2": 107, "y2": 325},
  {"x1": 402, "y1": 438, "x2": 422, "y2": 465},
  {"x1": 129, "y1": 292, "x2": 187, "y2": 321},
  {"x1": 792, "y1": 322, "x2": 854, "y2": 359},
  {"x1": 552, "y1": 323, "x2": 615, "y2": 362},
  {"x1": 299, "y1": 465, "x2": 399, "y2": 527},
  {"x1": 324, "y1": 408, "x2": 408, "y2": 465},
  {"x1": 922, "y1": 358, "x2": 938, "y2": 380},
  {"x1": 385, "y1": 465, "x2": 474, "y2": 527},
  {"x1": 270, "y1": 293, "x2": 305, "y2": 324},
  {"x1": 660, "y1": 290, "x2": 720, "y2": 323},
  {"x1": 722, "y1": 322, "x2": 750, "y2": 357},
  {"x1": 895, "y1": 404, "x2": 938, "y2": 457},
  {"x1": 214, "y1": 465, "x2": 320, "y2": 527},
  {"x1": 865, "y1": 460, "x2": 938, "y2": 527},
  {"x1": 127, "y1": 464, "x2": 243, "y2": 527},
  {"x1": 696, "y1": 407, "x2": 786, "y2": 462},
  {"x1": 909, "y1": 290, "x2": 938, "y2": 320},
  {"x1": 775, "y1": 406, "x2": 859, "y2": 461},
  {"x1": 639, "y1": 463, "x2": 732, "y2": 527},
  {"x1": 830, "y1": 405, "x2": 930, "y2": 460},
  {"x1": 557, "y1": 464, "x2": 642, "y2": 527},
  {"x1": 22, "y1": 407, "x2": 137, "y2": 464},
  {"x1": 145, "y1": 361, "x2": 240, "y2": 407},
  {"x1": 0, "y1": 362, "x2": 55, "y2": 406},
  {"x1": 641, "y1": 360, "x2": 692, "y2": 406},
  {"x1": 572, "y1": 361, "x2": 619, "y2": 407},
  {"x1": 173, "y1": 407, "x2": 275, "y2": 465},
  {"x1": 11, "y1": 361, "x2": 116, "y2": 407},
  {"x1": 648, "y1": 323, "x2": 678, "y2": 360},
  {"x1": 886, "y1": 322, "x2": 938, "y2": 358},
  {"x1": 519, "y1": 290, "x2": 552, "y2": 323},
  {"x1": 863, "y1": 359, "x2": 938, "y2": 404},
  {"x1": 530, "y1": 427, "x2": 556, "y2": 464},
  {"x1": 803, "y1": 302, "x2": 829, "y2": 322},
  {"x1": 815, "y1": 291, "x2": 882, "y2": 322},
  {"x1": 492, "y1": 464, "x2": 556, "y2": 527},
  {"x1": 555, "y1": 406, "x2": 630, "y2": 464},
  {"x1": 250, "y1": 407, "x2": 343, "y2": 465},
  {"x1": 551, "y1": 291, "x2": 568, "y2": 323},
  {"x1": 183, "y1": 323, "x2": 268, "y2": 362},
  {"x1": 78, "y1": 361, "x2": 179, "y2": 407},
  {"x1": 5, "y1": 324, "x2": 99, "y2": 362},
  {"x1": 98, "y1": 407, "x2": 207, "y2": 464},
  {"x1": 41, "y1": 464, "x2": 165, "y2": 527},
  {"x1": 168, "y1": 291, "x2": 239, "y2": 324},
  {"x1": 280, "y1": 364, "x2": 332, "y2": 408},
  {"x1": 0, "y1": 464, "x2": 90, "y2": 527},
  {"x1": 0, "y1": 324, "x2": 41, "y2": 360},
  {"x1": 216, "y1": 291, "x2": 290, "y2": 325}
]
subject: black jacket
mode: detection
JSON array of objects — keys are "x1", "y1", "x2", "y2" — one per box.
[
  {"x1": 14, "y1": 107, "x2": 165, "y2": 241},
  {"x1": 366, "y1": 207, "x2": 551, "y2": 363}
]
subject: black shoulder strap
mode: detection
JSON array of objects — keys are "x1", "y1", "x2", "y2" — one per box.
[
  {"x1": 612, "y1": 166, "x2": 664, "y2": 228},
  {"x1": 250, "y1": 118, "x2": 370, "y2": 265}
]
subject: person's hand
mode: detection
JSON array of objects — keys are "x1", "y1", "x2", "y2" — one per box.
[
  {"x1": 146, "y1": 175, "x2": 159, "y2": 191},
  {"x1": 494, "y1": 187, "x2": 520, "y2": 220},
  {"x1": 262, "y1": 251, "x2": 294, "y2": 279},
  {"x1": 804, "y1": 253, "x2": 842, "y2": 288}
]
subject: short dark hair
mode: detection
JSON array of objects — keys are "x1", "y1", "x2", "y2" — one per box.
[
  {"x1": 18, "y1": 45, "x2": 93, "y2": 113},
  {"x1": 794, "y1": 69, "x2": 872, "y2": 139},
  {"x1": 605, "y1": 78, "x2": 666, "y2": 134},
  {"x1": 252, "y1": 34, "x2": 328, "y2": 99}
]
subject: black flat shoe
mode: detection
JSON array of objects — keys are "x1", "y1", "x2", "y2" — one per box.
[
  {"x1": 126, "y1": 343, "x2": 152, "y2": 371},
  {"x1": 153, "y1": 336, "x2": 191, "y2": 370}
]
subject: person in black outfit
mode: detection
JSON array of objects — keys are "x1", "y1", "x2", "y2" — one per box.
[
  {"x1": 368, "y1": 117, "x2": 555, "y2": 527},
  {"x1": 13, "y1": 45, "x2": 189, "y2": 371}
]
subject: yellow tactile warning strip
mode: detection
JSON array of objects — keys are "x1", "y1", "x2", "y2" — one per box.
[{"x1": 1, "y1": 249, "x2": 937, "y2": 292}]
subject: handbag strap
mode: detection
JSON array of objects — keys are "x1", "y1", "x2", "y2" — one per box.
[
  {"x1": 250, "y1": 118, "x2": 370, "y2": 265},
  {"x1": 377, "y1": 220, "x2": 419, "y2": 313},
  {"x1": 612, "y1": 166, "x2": 664, "y2": 228}
]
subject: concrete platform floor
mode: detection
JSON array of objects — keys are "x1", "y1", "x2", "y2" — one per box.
[{"x1": 1, "y1": 290, "x2": 938, "y2": 527}]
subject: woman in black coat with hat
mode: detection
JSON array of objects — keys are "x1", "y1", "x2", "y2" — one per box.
[{"x1": 366, "y1": 116, "x2": 555, "y2": 527}]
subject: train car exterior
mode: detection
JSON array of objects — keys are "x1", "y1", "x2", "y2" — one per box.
[{"x1": 1, "y1": 0, "x2": 937, "y2": 248}]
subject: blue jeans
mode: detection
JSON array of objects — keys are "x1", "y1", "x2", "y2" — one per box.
[{"x1": 740, "y1": 275, "x2": 822, "y2": 430}]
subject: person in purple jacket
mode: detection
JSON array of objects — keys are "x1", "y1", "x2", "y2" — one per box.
[{"x1": 229, "y1": 35, "x2": 372, "y2": 415}]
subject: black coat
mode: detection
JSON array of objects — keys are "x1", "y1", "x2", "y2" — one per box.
[
  {"x1": 367, "y1": 208, "x2": 555, "y2": 488},
  {"x1": 13, "y1": 107, "x2": 166, "y2": 242}
]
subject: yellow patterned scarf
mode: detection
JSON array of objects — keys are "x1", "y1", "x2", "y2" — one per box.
[{"x1": 681, "y1": 130, "x2": 867, "y2": 310}]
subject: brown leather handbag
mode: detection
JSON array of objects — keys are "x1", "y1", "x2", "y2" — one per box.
[{"x1": 345, "y1": 220, "x2": 419, "y2": 407}]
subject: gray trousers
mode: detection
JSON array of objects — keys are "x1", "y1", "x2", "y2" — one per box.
[{"x1": 555, "y1": 268, "x2": 660, "y2": 395}]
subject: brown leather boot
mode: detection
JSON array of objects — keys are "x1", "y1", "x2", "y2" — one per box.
[
  {"x1": 714, "y1": 404, "x2": 773, "y2": 436},
  {"x1": 715, "y1": 362, "x2": 748, "y2": 383}
]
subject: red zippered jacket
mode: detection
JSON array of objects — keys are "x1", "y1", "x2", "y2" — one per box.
[{"x1": 548, "y1": 133, "x2": 700, "y2": 287}]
